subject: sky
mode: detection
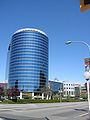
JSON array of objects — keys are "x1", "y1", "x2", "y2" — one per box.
[{"x1": 0, "y1": 0, "x2": 90, "y2": 84}]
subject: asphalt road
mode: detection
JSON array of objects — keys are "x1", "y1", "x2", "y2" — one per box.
[{"x1": 0, "y1": 102, "x2": 89, "y2": 120}]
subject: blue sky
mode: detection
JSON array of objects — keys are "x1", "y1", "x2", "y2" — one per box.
[{"x1": 0, "y1": 0, "x2": 90, "y2": 84}]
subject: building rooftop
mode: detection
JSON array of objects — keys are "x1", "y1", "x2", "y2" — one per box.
[{"x1": 13, "y1": 28, "x2": 47, "y2": 37}]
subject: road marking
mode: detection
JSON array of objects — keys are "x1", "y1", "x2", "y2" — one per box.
[
  {"x1": 79, "y1": 113, "x2": 88, "y2": 117},
  {"x1": 74, "y1": 113, "x2": 88, "y2": 118}
]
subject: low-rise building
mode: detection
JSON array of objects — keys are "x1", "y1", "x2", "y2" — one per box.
[
  {"x1": 75, "y1": 84, "x2": 81, "y2": 99},
  {"x1": 0, "y1": 83, "x2": 7, "y2": 89},
  {"x1": 63, "y1": 81, "x2": 75, "y2": 97},
  {"x1": 48, "y1": 79, "x2": 63, "y2": 99},
  {"x1": 48, "y1": 79, "x2": 63, "y2": 92},
  {"x1": 80, "y1": 84, "x2": 87, "y2": 99}
]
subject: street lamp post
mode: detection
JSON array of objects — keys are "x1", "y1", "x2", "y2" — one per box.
[
  {"x1": 65, "y1": 40, "x2": 90, "y2": 119},
  {"x1": 58, "y1": 90, "x2": 62, "y2": 102},
  {"x1": 84, "y1": 71, "x2": 90, "y2": 119}
]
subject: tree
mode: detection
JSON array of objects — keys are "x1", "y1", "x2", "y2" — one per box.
[
  {"x1": 0, "y1": 87, "x2": 4, "y2": 97},
  {"x1": 41, "y1": 85, "x2": 52, "y2": 99},
  {"x1": 8, "y1": 87, "x2": 20, "y2": 101}
]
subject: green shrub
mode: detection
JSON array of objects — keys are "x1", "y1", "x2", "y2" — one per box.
[{"x1": 0, "y1": 98, "x2": 85, "y2": 104}]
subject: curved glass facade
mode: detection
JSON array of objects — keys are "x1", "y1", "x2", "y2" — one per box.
[{"x1": 8, "y1": 28, "x2": 48, "y2": 92}]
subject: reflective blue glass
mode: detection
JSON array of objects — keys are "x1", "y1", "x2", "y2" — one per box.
[{"x1": 8, "y1": 28, "x2": 48, "y2": 92}]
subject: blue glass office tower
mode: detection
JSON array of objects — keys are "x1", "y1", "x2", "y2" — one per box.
[{"x1": 8, "y1": 28, "x2": 48, "y2": 93}]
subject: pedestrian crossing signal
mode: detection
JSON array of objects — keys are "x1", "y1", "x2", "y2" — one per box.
[{"x1": 80, "y1": 0, "x2": 90, "y2": 12}]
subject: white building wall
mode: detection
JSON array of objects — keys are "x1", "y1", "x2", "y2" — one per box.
[{"x1": 63, "y1": 81, "x2": 75, "y2": 97}]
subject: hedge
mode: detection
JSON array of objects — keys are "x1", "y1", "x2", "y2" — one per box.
[{"x1": 0, "y1": 98, "x2": 85, "y2": 104}]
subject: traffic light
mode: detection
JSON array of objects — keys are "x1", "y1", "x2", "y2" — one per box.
[
  {"x1": 84, "y1": 0, "x2": 90, "y2": 5},
  {"x1": 80, "y1": 0, "x2": 90, "y2": 12}
]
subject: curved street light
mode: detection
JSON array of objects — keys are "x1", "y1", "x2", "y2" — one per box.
[
  {"x1": 65, "y1": 40, "x2": 90, "y2": 119},
  {"x1": 65, "y1": 40, "x2": 90, "y2": 51}
]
